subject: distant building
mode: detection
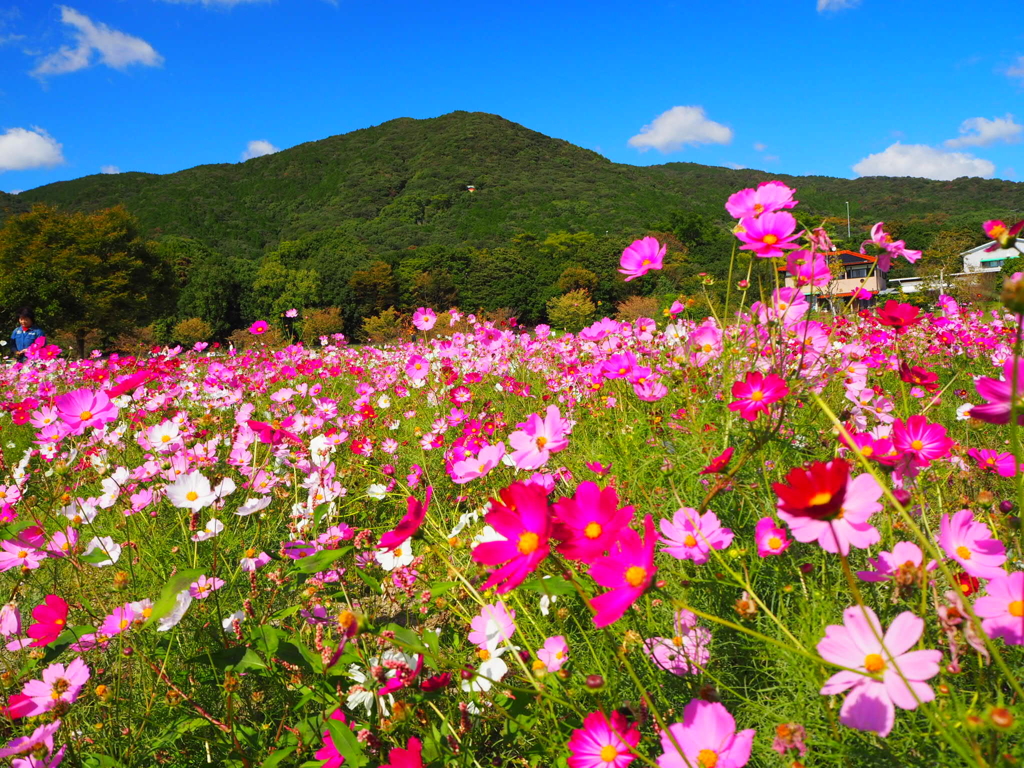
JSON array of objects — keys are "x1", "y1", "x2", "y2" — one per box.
[
  {"x1": 781, "y1": 250, "x2": 886, "y2": 310},
  {"x1": 885, "y1": 240, "x2": 1021, "y2": 296},
  {"x1": 466, "y1": 185, "x2": 476, "y2": 193}
]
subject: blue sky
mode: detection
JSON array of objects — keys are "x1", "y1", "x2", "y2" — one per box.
[{"x1": 1, "y1": 0, "x2": 1022, "y2": 193}]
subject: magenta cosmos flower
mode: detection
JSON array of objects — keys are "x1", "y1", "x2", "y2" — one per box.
[
  {"x1": 552, "y1": 482, "x2": 636, "y2": 564},
  {"x1": 975, "y1": 571, "x2": 1024, "y2": 645},
  {"x1": 785, "y1": 249, "x2": 831, "y2": 287},
  {"x1": 818, "y1": 606, "x2": 942, "y2": 738},
  {"x1": 657, "y1": 699, "x2": 754, "y2": 768},
  {"x1": 889, "y1": 415, "x2": 953, "y2": 467},
  {"x1": 566, "y1": 710, "x2": 641, "y2": 768},
  {"x1": 54, "y1": 388, "x2": 119, "y2": 434},
  {"x1": 967, "y1": 448, "x2": 1019, "y2": 478},
  {"x1": 754, "y1": 517, "x2": 791, "y2": 557},
  {"x1": 971, "y1": 359, "x2": 1024, "y2": 426},
  {"x1": 727, "y1": 372, "x2": 789, "y2": 422},
  {"x1": 246, "y1": 417, "x2": 302, "y2": 446},
  {"x1": 472, "y1": 482, "x2": 551, "y2": 594},
  {"x1": 412, "y1": 307, "x2": 437, "y2": 331},
  {"x1": 248, "y1": 320, "x2": 269, "y2": 335},
  {"x1": 618, "y1": 237, "x2": 665, "y2": 281},
  {"x1": 588, "y1": 515, "x2": 656, "y2": 628},
  {"x1": 378, "y1": 487, "x2": 431, "y2": 552},
  {"x1": 938, "y1": 509, "x2": 1006, "y2": 580},
  {"x1": 508, "y1": 405, "x2": 570, "y2": 470},
  {"x1": 735, "y1": 211, "x2": 800, "y2": 258},
  {"x1": 380, "y1": 736, "x2": 424, "y2": 768},
  {"x1": 405, "y1": 354, "x2": 430, "y2": 380},
  {"x1": 189, "y1": 575, "x2": 225, "y2": 599},
  {"x1": 725, "y1": 181, "x2": 797, "y2": 219},
  {"x1": 659, "y1": 507, "x2": 733, "y2": 564}
]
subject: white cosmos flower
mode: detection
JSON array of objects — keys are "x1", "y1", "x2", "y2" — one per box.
[
  {"x1": 956, "y1": 403, "x2": 974, "y2": 421},
  {"x1": 376, "y1": 542, "x2": 414, "y2": 571},
  {"x1": 157, "y1": 590, "x2": 193, "y2": 632},
  {"x1": 366, "y1": 483, "x2": 388, "y2": 501},
  {"x1": 83, "y1": 536, "x2": 122, "y2": 567},
  {"x1": 235, "y1": 496, "x2": 272, "y2": 517},
  {"x1": 221, "y1": 610, "x2": 245, "y2": 630},
  {"x1": 191, "y1": 518, "x2": 225, "y2": 542},
  {"x1": 165, "y1": 472, "x2": 217, "y2": 511},
  {"x1": 461, "y1": 647, "x2": 509, "y2": 694}
]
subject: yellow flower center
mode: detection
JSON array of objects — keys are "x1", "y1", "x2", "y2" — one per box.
[
  {"x1": 860, "y1": 445, "x2": 874, "y2": 457},
  {"x1": 532, "y1": 659, "x2": 546, "y2": 671},
  {"x1": 749, "y1": 390, "x2": 764, "y2": 402},
  {"x1": 698, "y1": 749, "x2": 719, "y2": 768},
  {"x1": 762, "y1": 234, "x2": 779, "y2": 245},
  {"x1": 624, "y1": 566, "x2": 647, "y2": 587},
  {"x1": 518, "y1": 532, "x2": 540, "y2": 555},
  {"x1": 990, "y1": 224, "x2": 1008, "y2": 239},
  {"x1": 584, "y1": 522, "x2": 603, "y2": 539},
  {"x1": 477, "y1": 648, "x2": 491, "y2": 661},
  {"x1": 684, "y1": 534, "x2": 698, "y2": 547},
  {"x1": 536, "y1": 436, "x2": 548, "y2": 450},
  {"x1": 702, "y1": 343, "x2": 713, "y2": 353},
  {"x1": 161, "y1": 435, "x2": 171, "y2": 443},
  {"x1": 80, "y1": 410, "x2": 93, "y2": 420},
  {"x1": 186, "y1": 491, "x2": 199, "y2": 501},
  {"x1": 910, "y1": 440, "x2": 924, "y2": 450},
  {"x1": 1009, "y1": 601, "x2": 1024, "y2": 618},
  {"x1": 600, "y1": 744, "x2": 619, "y2": 763},
  {"x1": 767, "y1": 536, "x2": 782, "y2": 549},
  {"x1": 17, "y1": 550, "x2": 27, "y2": 559},
  {"x1": 672, "y1": 635, "x2": 683, "y2": 647},
  {"x1": 864, "y1": 653, "x2": 885, "y2": 673},
  {"x1": 753, "y1": 203, "x2": 765, "y2": 215},
  {"x1": 956, "y1": 545, "x2": 972, "y2": 560},
  {"x1": 641, "y1": 259, "x2": 650, "y2": 267},
  {"x1": 809, "y1": 491, "x2": 832, "y2": 506},
  {"x1": 119, "y1": 619, "x2": 130, "y2": 630}
]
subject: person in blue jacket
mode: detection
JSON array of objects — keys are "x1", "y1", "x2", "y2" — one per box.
[{"x1": 11, "y1": 307, "x2": 44, "y2": 359}]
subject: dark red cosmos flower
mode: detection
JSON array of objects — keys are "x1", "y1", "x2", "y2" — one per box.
[
  {"x1": 772, "y1": 459, "x2": 850, "y2": 521},
  {"x1": 875, "y1": 301, "x2": 921, "y2": 333},
  {"x1": 420, "y1": 672, "x2": 452, "y2": 692},
  {"x1": 954, "y1": 572, "x2": 980, "y2": 597},
  {"x1": 378, "y1": 487, "x2": 432, "y2": 553},
  {"x1": 699, "y1": 447, "x2": 735, "y2": 476},
  {"x1": 898, "y1": 362, "x2": 939, "y2": 393}
]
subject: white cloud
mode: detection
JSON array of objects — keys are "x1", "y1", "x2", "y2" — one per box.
[
  {"x1": 32, "y1": 6, "x2": 163, "y2": 78},
  {"x1": 0, "y1": 127, "x2": 64, "y2": 172},
  {"x1": 852, "y1": 142, "x2": 995, "y2": 180},
  {"x1": 817, "y1": 0, "x2": 860, "y2": 10},
  {"x1": 100, "y1": 165, "x2": 120, "y2": 174},
  {"x1": 753, "y1": 142, "x2": 766, "y2": 152},
  {"x1": 627, "y1": 106, "x2": 733, "y2": 154},
  {"x1": 1007, "y1": 56, "x2": 1024, "y2": 81},
  {"x1": 944, "y1": 114, "x2": 1022, "y2": 148},
  {"x1": 241, "y1": 139, "x2": 280, "y2": 160},
  {"x1": 6, "y1": 190, "x2": 23, "y2": 195},
  {"x1": 723, "y1": 161, "x2": 746, "y2": 170}
]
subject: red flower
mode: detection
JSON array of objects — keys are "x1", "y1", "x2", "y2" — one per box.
[
  {"x1": 772, "y1": 459, "x2": 850, "y2": 521},
  {"x1": 875, "y1": 301, "x2": 921, "y2": 333},
  {"x1": 699, "y1": 447, "x2": 735, "y2": 475},
  {"x1": 954, "y1": 572, "x2": 980, "y2": 597},
  {"x1": 898, "y1": 362, "x2": 939, "y2": 393},
  {"x1": 379, "y1": 488, "x2": 431, "y2": 552},
  {"x1": 381, "y1": 736, "x2": 424, "y2": 768},
  {"x1": 27, "y1": 595, "x2": 68, "y2": 647}
]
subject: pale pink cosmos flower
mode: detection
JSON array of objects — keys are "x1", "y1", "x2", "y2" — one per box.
[
  {"x1": 97, "y1": 605, "x2": 136, "y2": 638},
  {"x1": 618, "y1": 236, "x2": 665, "y2": 281},
  {"x1": 752, "y1": 287, "x2": 809, "y2": 325},
  {"x1": 938, "y1": 509, "x2": 1006, "y2": 580},
  {"x1": 687, "y1": 322, "x2": 723, "y2": 367},
  {"x1": 643, "y1": 609, "x2": 711, "y2": 676},
  {"x1": 785, "y1": 249, "x2": 831, "y2": 287},
  {"x1": 970, "y1": 358, "x2": 1024, "y2": 426},
  {"x1": 54, "y1": 388, "x2": 119, "y2": 434},
  {"x1": 0, "y1": 720, "x2": 63, "y2": 759},
  {"x1": 856, "y1": 541, "x2": 936, "y2": 583},
  {"x1": 725, "y1": 181, "x2": 798, "y2": 219},
  {"x1": 657, "y1": 699, "x2": 754, "y2": 768},
  {"x1": 537, "y1": 635, "x2": 569, "y2": 672},
  {"x1": 189, "y1": 575, "x2": 225, "y2": 599},
  {"x1": 817, "y1": 606, "x2": 942, "y2": 738},
  {"x1": 735, "y1": 211, "x2": 800, "y2": 258},
  {"x1": 974, "y1": 572, "x2": 1024, "y2": 645},
  {"x1": 659, "y1": 507, "x2": 733, "y2": 564},
  {"x1": 508, "y1": 405, "x2": 571, "y2": 470},
  {"x1": 468, "y1": 601, "x2": 517, "y2": 651},
  {"x1": 777, "y1": 473, "x2": 883, "y2": 555},
  {"x1": 451, "y1": 442, "x2": 506, "y2": 484},
  {"x1": 20, "y1": 657, "x2": 90, "y2": 716},
  {"x1": 412, "y1": 307, "x2": 437, "y2": 331},
  {"x1": 0, "y1": 602, "x2": 20, "y2": 637}
]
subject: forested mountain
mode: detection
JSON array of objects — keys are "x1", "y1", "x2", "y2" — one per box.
[{"x1": 1, "y1": 111, "x2": 1021, "y2": 340}]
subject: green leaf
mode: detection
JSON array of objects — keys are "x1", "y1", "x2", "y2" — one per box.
[
  {"x1": 293, "y1": 546, "x2": 351, "y2": 574},
  {"x1": 278, "y1": 641, "x2": 321, "y2": 674},
  {"x1": 83, "y1": 756, "x2": 128, "y2": 768},
  {"x1": 146, "y1": 568, "x2": 204, "y2": 627},
  {"x1": 250, "y1": 625, "x2": 281, "y2": 657},
  {"x1": 353, "y1": 568, "x2": 381, "y2": 593},
  {"x1": 428, "y1": 581, "x2": 457, "y2": 597},
  {"x1": 520, "y1": 575, "x2": 577, "y2": 596},
  {"x1": 187, "y1": 646, "x2": 267, "y2": 672},
  {"x1": 382, "y1": 623, "x2": 426, "y2": 654},
  {"x1": 261, "y1": 747, "x2": 296, "y2": 768},
  {"x1": 326, "y1": 718, "x2": 368, "y2": 768}
]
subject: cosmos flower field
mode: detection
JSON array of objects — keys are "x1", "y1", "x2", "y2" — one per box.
[{"x1": 1, "y1": 184, "x2": 1023, "y2": 768}]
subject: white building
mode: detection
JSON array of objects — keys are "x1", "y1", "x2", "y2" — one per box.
[{"x1": 961, "y1": 242, "x2": 1021, "y2": 273}]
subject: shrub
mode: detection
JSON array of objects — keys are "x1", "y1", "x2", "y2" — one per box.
[
  {"x1": 172, "y1": 317, "x2": 213, "y2": 346},
  {"x1": 546, "y1": 289, "x2": 596, "y2": 332},
  {"x1": 226, "y1": 325, "x2": 284, "y2": 351},
  {"x1": 615, "y1": 294, "x2": 660, "y2": 323},
  {"x1": 556, "y1": 265, "x2": 598, "y2": 295},
  {"x1": 361, "y1": 307, "x2": 405, "y2": 344},
  {"x1": 300, "y1": 307, "x2": 346, "y2": 343}
]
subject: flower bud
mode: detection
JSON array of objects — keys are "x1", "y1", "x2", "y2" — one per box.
[
  {"x1": 1002, "y1": 272, "x2": 1024, "y2": 315},
  {"x1": 585, "y1": 674, "x2": 605, "y2": 690}
]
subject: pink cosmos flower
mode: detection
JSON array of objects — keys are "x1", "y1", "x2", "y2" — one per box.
[
  {"x1": 752, "y1": 287, "x2": 809, "y2": 325},
  {"x1": 472, "y1": 482, "x2": 551, "y2": 593},
  {"x1": 13, "y1": 744, "x2": 67, "y2": 767},
  {"x1": 754, "y1": 517, "x2": 790, "y2": 557},
  {"x1": 379, "y1": 487, "x2": 431, "y2": 552},
  {"x1": 588, "y1": 515, "x2": 656, "y2": 628},
  {"x1": 967, "y1": 448, "x2": 1020, "y2": 478},
  {"x1": 727, "y1": 372, "x2": 789, "y2": 422},
  {"x1": 552, "y1": 482, "x2": 636, "y2": 564},
  {"x1": 776, "y1": 470, "x2": 882, "y2": 555},
  {"x1": 380, "y1": 736, "x2": 424, "y2": 768},
  {"x1": 735, "y1": 211, "x2": 800, "y2": 258},
  {"x1": 725, "y1": 181, "x2": 797, "y2": 219},
  {"x1": 508, "y1": 405, "x2": 570, "y2": 470},
  {"x1": 984, "y1": 219, "x2": 1024, "y2": 250},
  {"x1": 469, "y1": 601, "x2": 517, "y2": 650},
  {"x1": 817, "y1": 606, "x2": 942, "y2": 738},
  {"x1": 246, "y1": 418, "x2": 302, "y2": 445},
  {"x1": 861, "y1": 222, "x2": 922, "y2": 272},
  {"x1": 974, "y1": 572, "x2": 1024, "y2": 645},
  {"x1": 406, "y1": 354, "x2": 430, "y2": 380},
  {"x1": 938, "y1": 509, "x2": 1006, "y2": 580},
  {"x1": 249, "y1": 320, "x2": 269, "y2": 335},
  {"x1": 451, "y1": 442, "x2": 505, "y2": 484},
  {"x1": 54, "y1": 388, "x2": 119, "y2": 434},
  {"x1": 0, "y1": 542, "x2": 44, "y2": 572},
  {"x1": 0, "y1": 721, "x2": 63, "y2": 760},
  {"x1": 786, "y1": 249, "x2": 831, "y2": 287},
  {"x1": 971, "y1": 359, "x2": 1024, "y2": 426},
  {"x1": 856, "y1": 541, "x2": 936, "y2": 583},
  {"x1": 566, "y1": 710, "x2": 641, "y2": 768},
  {"x1": 643, "y1": 609, "x2": 710, "y2": 676},
  {"x1": 19, "y1": 658, "x2": 90, "y2": 717},
  {"x1": 412, "y1": 307, "x2": 437, "y2": 331},
  {"x1": 0, "y1": 602, "x2": 19, "y2": 638},
  {"x1": 97, "y1": 605, "x2": 136, "y2": 638},
  {"x1": 189, "y1": 575, "x2": 225, "y2": 599},
  {"x1": 618, "y1": 236, "x2": 665, "y2": 281},
  {"x1": 889, "y1": 415, "x2": 953, "y2": 466},
  {"x1": 313, "y1": 709, "x2": 349, "y2": 768},
  {"x1": 687, "y1": 322, "x2": 723, "y2": 367},
  {"x1": 659, "y1": 507, "x2": 733, "y2": 564},
  {"x1": 657, "y1": 699, "x2": 754, "y2": 768},
  {"x1": 537, "y1": 635, "x2": 569, "y2": 672}
]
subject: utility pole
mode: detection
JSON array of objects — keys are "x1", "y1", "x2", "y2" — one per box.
[{"x1": 846, "y1": 202, "x2": 851, "y2": 239}]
